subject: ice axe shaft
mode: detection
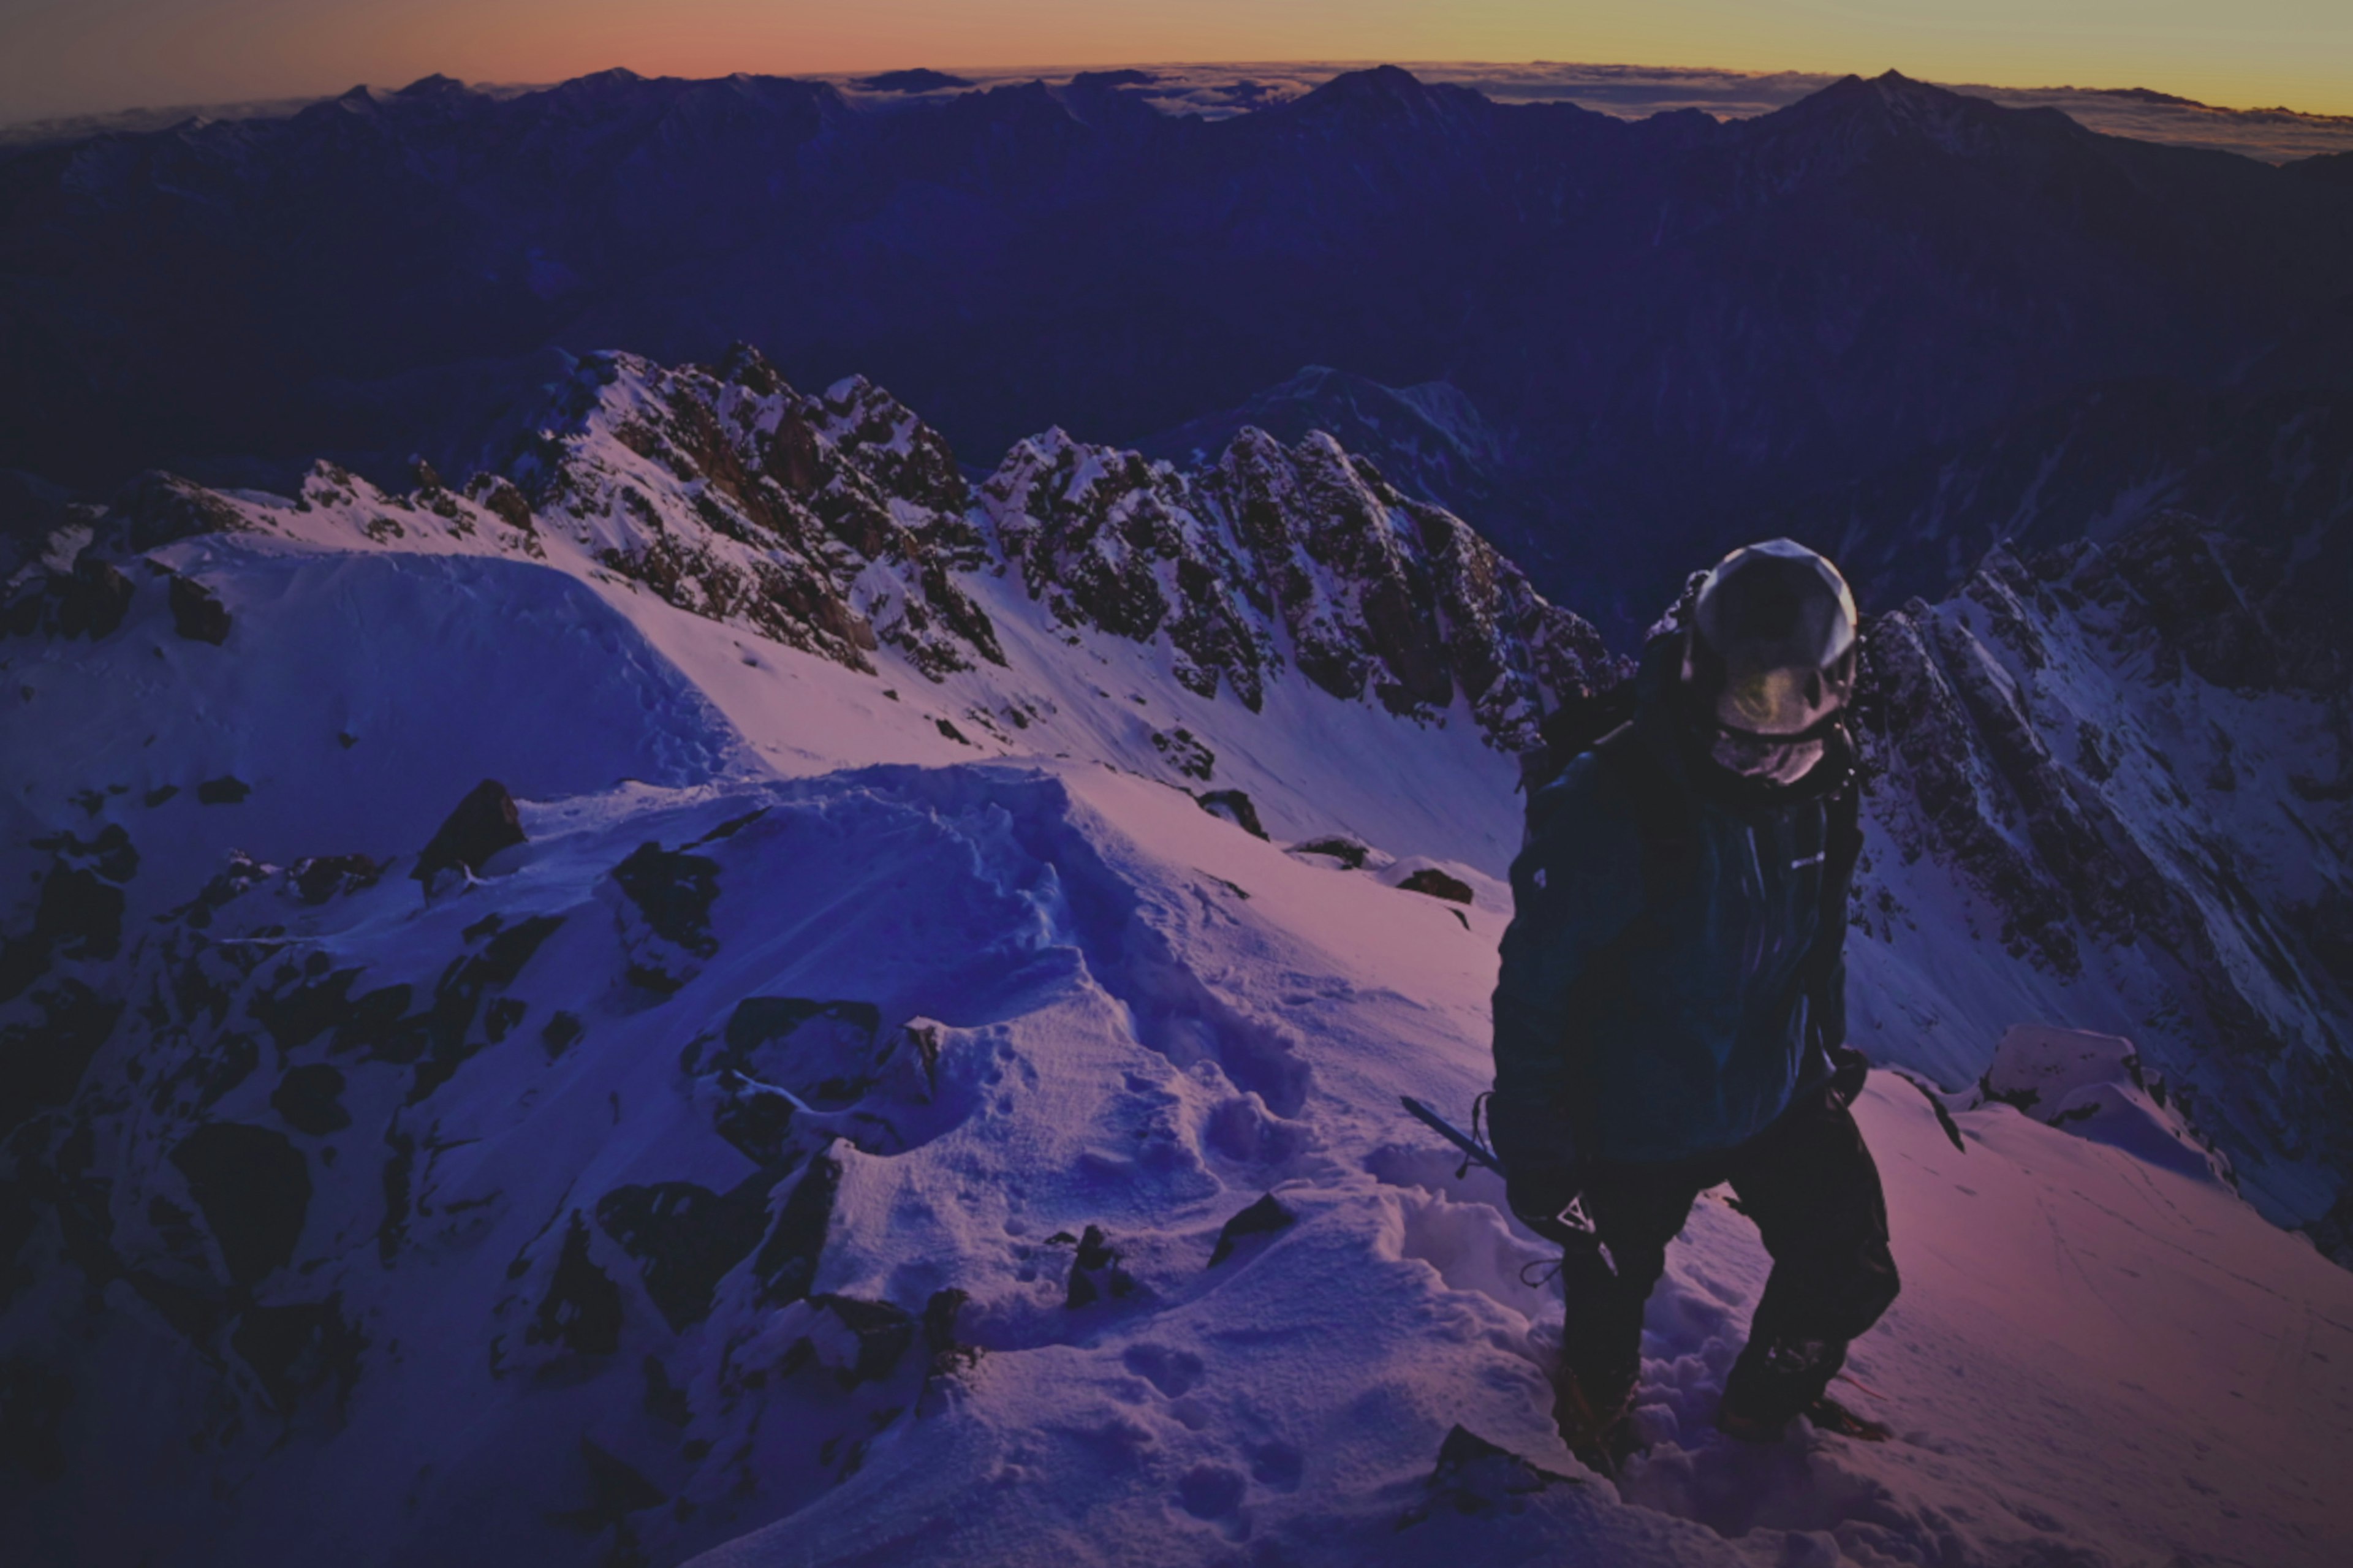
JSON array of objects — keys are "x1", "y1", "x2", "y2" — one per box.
[
  {"x1": 1400, "y1": 1094, "x2": 1603, "y2": 1256},
  {"x1": 1400, "y1": 1095, "x2": 1500, "y2": 1170}
]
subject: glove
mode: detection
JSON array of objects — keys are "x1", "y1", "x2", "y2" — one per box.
[
  {"x1": 1506, "y1": 1161, "x2": 1582, "y2": 1235},
  {"x1": 1828, "y1": 1044, "x2": 1870, "y2": 1108}
]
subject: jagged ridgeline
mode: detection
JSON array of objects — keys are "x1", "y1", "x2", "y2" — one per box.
[{"x1": 5, "y1": 344, "x2": 1608, "y2": 749}]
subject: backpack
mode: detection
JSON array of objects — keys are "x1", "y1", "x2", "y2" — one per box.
[
  {"x1": 1524, "y1": 694, "x2": 1865, "y2": 1166},
  {"x1": 1517, "y1": 680, "x2": 1640, "y2": 800}
]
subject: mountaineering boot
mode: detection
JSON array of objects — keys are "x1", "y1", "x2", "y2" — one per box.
[
  {"x1": 1715, "y1": 1335, "x2": 1845, "y2": 1442},
  {"x1": 1796, "y1": 1393, "x2": 1892, "y2": 1442},
  {"x1": 1553, "y1": 1363, "x2": 1643, "y2": 1476}
]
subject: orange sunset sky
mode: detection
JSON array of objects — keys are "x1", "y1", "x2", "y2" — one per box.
[{"x1": 1, "y1": 0, "x2": 2347, "y2": 123}]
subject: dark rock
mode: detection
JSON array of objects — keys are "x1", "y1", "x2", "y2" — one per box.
[
  {"x1": 412, "y1": 779, "x2": 525, "y2": 884},
  {"x1": 406, "y1": 914, "x2": 564, "y2": 1102},
  {"x1": 719, "y1": 996, "x2": 882, "y2": 1104},
  {"x1": 0, "y1": 1355, "x2": 72, "y2": 1482},
  {"x1": 1292, "y1": 836, "x2": 1370, "y2": 869},
  {"x1": 113, "y1": 471, "x2": 250, "y2": 550},
  {"x1": 165, "y1": 850, "x2": 274, "y2": 932},
  {"x1": 641, "y1": 1354, "x2": 691, "y2": 1426},
  {"x1": 53, "y1": 559, "x2": 135, "y2": 640},
  {"x1": 566, "y1": 1434, "x2": 666, "y2": 1528},
  {"x1": 466, "y1": 473, "x2": 535, "y2": 532},
  {"x1": 1063, "y1": 1222, "x2": 1137, "y2": 1308},
  {"x1": 286, "y1": 855, "x2": 381, "y2": 904},
  {"x1": 1398, "y1": 1425, "x2": 1579, "y2": 1527},
  {"x1": 167, "y1": 1123, "x2": 311, "y2": 1288},
  {"x1": 1208, "y1": 1192, "x2": 1295, "y2": 1266},
  {"x1": 271, "y1": 1064, "x2": 350, "y2": 1136},
  {"x1": 1150, "y1": 727, "x2": 1216, "y2": 781},
  {"x1": 1197, "y1": 789, "x2": 1268, "y2": 839},
  {"x1": 1863, "y1": 610, "x2": 2079, "y2": 973},
  {"x1": 610, "y1": 843, "x2": 719, "y2": 956},
  {"x1": 540, "y1": 1010, "x2": 584, "y2": 1060},
  {"x1": 595, "y1": 1172, "x2": 776, "y2": 1332},
  {"x1": 231, "y1": 1295, "x2": 366, "y2": 1414},
  {"x1": 527, "y1": 1211, "x2": 624, "y2": 1355},
  {"x1": 248, "y1": 968, "x2": 364, "y2": 1054},
  {"x1": 40, "y1": 824, "x2": 138, "y2": 884},
  {"x1": 168, "y1": 574, "x2": 231, "y2": 643},
  {"x1": 922, "y1": 1287, "x2": 979, "y2": 1379},
  {"x1": 712, "y1": 1080, "x2": 798, "y2": 1169},
  {"x1": 195, "y1": 776, "x2": 251, "y2": 805},
  {"x1": 31, "y1": 865, "x2": 126, "y2": 962},
  {"x1": 806, "y1": 1295, "x2": 917, "y2": 1385},
  {"x1": 1396, "y1": 868, "x2": 1474, "y2": 905},
  {"x1": 0, "y1": 982, "x2": 123, "y2": 1136},
  {"x1": 753, "y1": 1154, "x2": 840, "y2": 1307},
  {"x1": 376, "y1": 1127, "x2": 414, "y2": 1265}
]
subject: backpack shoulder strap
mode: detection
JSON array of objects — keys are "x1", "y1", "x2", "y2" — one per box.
[
  {"x1": 1551, "y1": 726, "x2": 1698, "y2": 1172},
  {"x1": 1589, "y1": 724, "x2": 1699, "y2": 922}
]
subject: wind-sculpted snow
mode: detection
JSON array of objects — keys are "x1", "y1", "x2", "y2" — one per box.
[{"x1": 6, "y1": 760, "x2": 2349, "y2": 1567}]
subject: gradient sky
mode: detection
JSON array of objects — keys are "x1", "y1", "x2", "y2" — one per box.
[{"x1": 2, "y1": 0, "x2": 2348, "y2": 123}]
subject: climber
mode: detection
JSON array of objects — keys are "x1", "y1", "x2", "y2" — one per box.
[{"x1": 1489, "y1": 539, "x2": 1899, "y2": 1474}]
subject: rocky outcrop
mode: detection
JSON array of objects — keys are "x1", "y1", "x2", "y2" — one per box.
[
  {"x1": 513, "y1": 349, "x2": 1004, "y2": 679},
  {"x1": 6, "y1": 350, "x2": 1608, "y2": 746},
  {"x1": 982, "y1": 422, "x2": 1613, "y2": 746},
  {"x1": 412, "y1": 780, "x2": 526, "y2": 886},
  {"x1": 981, "y1": 430, "x2": 1273, "y2": 706},
  {"x1": 1855, "y1": 513, "x2": 2353, "y2": 1246}
]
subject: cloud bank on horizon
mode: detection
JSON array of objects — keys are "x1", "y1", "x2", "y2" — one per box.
[{"x1": 6, "y1": 59, "x2": 2349, "y2": 164}]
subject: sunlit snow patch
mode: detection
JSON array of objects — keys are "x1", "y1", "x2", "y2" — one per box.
[{"x1": 1980, "y1": 1023, "x2": 2234, "y2": 1187}]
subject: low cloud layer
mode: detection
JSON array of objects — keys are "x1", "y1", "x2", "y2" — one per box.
[
  {"x1": 7, "y1": 61, "x2": 2350, "y2": 165},
  {"x1": 844, "y1": 59, "x2": 2353, "y2": 165}
]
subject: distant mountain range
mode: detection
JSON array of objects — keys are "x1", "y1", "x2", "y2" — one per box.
[
  {"x1": 13, "y1": 60, "x2": 2353, "y2": 160},
  {"x1": 6, "y1": 65, "x2": 2351, "y2": 630}
]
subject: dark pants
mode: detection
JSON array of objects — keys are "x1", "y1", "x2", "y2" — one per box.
[{"x1": 1559, "y1": 1090, "x2": 1898, "y2": 1420}]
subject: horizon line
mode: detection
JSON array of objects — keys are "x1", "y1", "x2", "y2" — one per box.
[{"x1": 8, "y1": 57, "x2": 2353, "y2": 136}]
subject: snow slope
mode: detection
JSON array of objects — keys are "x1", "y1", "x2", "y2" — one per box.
[
  {"x1": 7, "y1": 753, "x2": 2348, "y2": 1567},
  {"x1": 4, "y1": 347, "x2": 2351, "y2": 1565}
]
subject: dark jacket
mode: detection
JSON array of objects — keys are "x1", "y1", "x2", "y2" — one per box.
[{"x1": 1489, "y1": 638, "x2": 1857, "y2": 1178}]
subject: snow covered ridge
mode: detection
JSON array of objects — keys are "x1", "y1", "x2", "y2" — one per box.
[
  {"x1": 1844, "y1": 515, "x2": 2353, "y2": 1254},
  {"x1": 2, "y1": 344, "x2": 1611, "y2": 752}
]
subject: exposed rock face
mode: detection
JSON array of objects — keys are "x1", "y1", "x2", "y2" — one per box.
[
  {"x1": 509, "y1": 349, "x2": 1004, "y2": 679},
  {"x1": 167, "y1": 572, "x2": 232, "y2": 643},
  {"x1": 7, "y1": 349, "x2": 1612, "y2": 750},
  {"x1": 981, "y1": 423, "x2": 1612, "y2": 744},
  {"x1": 1852, "y1": 512, "x2": 2353, "y2": 1243},
  {"x1": 982, "y1": 431, "x2": 1273, "y2": 706}
]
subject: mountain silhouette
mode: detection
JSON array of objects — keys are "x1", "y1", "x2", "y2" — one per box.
[{"x1": 2, "y1": 65, "x2": 2348, "y2": 622}]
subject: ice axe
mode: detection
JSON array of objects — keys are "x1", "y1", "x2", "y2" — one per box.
[{"x1": 1399, "y1": 1095, "x2": 1602, "y2": 1256}]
